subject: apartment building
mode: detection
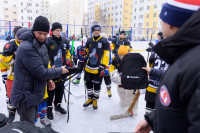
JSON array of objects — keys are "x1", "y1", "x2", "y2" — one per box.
[{"x1": 0, "y1": 0, "x2": 49, "y2": 37}]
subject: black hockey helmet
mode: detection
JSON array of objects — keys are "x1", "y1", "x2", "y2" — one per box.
[
  {"x1": 92, "y1": 22, "x2": 101, "y2": 32},
  {"x1": 120, "y1": 30, "x2": 126, "y2": 35}
]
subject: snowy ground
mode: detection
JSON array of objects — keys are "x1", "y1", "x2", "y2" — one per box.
[{"x1": 0, "y1": 41, "x2": 151, "y2": 133}]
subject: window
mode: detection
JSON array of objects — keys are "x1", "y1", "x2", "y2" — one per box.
[
  {"x1": 5, "y1": 15, "x2": 8, "y2": 18},
  {"x1": 125, "y1": 24, "x2": 127, "y2": 26},
  {"x1": 36, "y1": 4, "x2": 39, "y2": 7},
  {"x1": 27, "y1": 3, "x2": 32, "y2": 6},
  {"x1": 5, "y1": 8, "x2": 8, "y2": 11},
  {"x1": 4, "y1": 1, "x2": 8, "y2": 4},
  {"x1": 120, "y1": 5, "x2": 122, "y2": 8},
  {"x1": 140, "y1": 0, "x2": 144, "y2": 3},
  {"x1": 139, "y1": 7, "x2": 144, "y2": 11},
  {"x1": 146, "y1": 14, "x2": 149, "y2": 18},
  {"x1": 13, "y1": 11, "x2": 16, "y2": 14},
  {"x1": 125, "y1": 17, "x2": 127, "y2": 19},
  {"x1": 115, "y1": 18, "x2": 118, "y2": 22},
  {"x1": 21, "y1": 16, "x2": 23, "y2": 20},
  {"x1": 139, "y1": 15, "x2": 143, "y2": 19},
  {"x1": 115, "y1": 6, "x2": 118, "y2": 9},
  {"x1": 21, "y1": 9, "x2": 23, "y2": 13},
  {"x1": 13, "y1": 4, "x2": 16, "y2": 7},
  {"x1": 120, "y1": 11, "x2": 122, "y2": 14},
  {"x1": 36, "y1": 10, "x2": 39, "y2": 14},
  {"x1": 147, "y1": 6, "x2": 150, "y2": 10},
  {"x1": 146, "y1": 22, "x2": 149, "y2": 26},
  {"x1": 27, "y1": 16, "x2": 32, "y2": 20},
  {"x1": 27, "y1": 10, "x2": 32, "y2": 13},
  {"x1": 154, "y1": 4, "x2": 157, "y2": 9},
  {"x1": 115, "y1": 12, "x2": 118, "y2": 15},
  {"x1": 13, "y1": 19, "x2": 17, "y2": 21},
  {"x1": 21, "y1": 2, "x2": 23, "y2": 6},
  {"x1": 153, "y1": 13, "x2": 157, "y2": 17},
  {"x1": 134, "y1": 16, "x2": 136, "y2": 19},
  {"x1": 138, "y1": 23, "x2": 143, "y2": 27},
  {"x1": 153, "y1": 22, "x2": 156, "y2": 28}
]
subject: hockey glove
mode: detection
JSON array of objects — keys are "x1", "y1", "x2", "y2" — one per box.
[
  {"x1": 79, "y1": 48, "x2": 86, "y2": 56},
  {"x1": 98, "y1": 64, "x2": 106, "y2": 77}
]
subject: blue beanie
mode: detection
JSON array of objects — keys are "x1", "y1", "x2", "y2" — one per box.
[{"x1": 159, "y1": 0, "x2": 200, "y2": 27}]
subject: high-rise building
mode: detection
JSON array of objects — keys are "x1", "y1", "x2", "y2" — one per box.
[
  {"x1": 87, "y1": 0, "x2": 134, "y2": 37},
  {"x1": 132, "y1": 0, "x2": 167, "y2": 40},
  {"x1": 0, "y1": 0, "x2": 49, "y2": 37},
  {"x1": 50, "y1": 0, "x2": 86, "y2": 38},
  {"x1": 0, "y1": 0, "x2": 49, "y2": 36}
]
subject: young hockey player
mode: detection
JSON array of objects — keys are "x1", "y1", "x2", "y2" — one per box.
[
  {"x1": 109, "y1": 45, "x2": 138, "y2": 115},
  {"x1": 111, "y1": 30, "x2": 133, "y2": 55},
  {"x1": 0, "y1": 26, "x2": 22, "y2": 123},
  {"x1": 142, "y1": 53, "x2": 168, "y2": 114},
  {"x1": 46, "y1": 22, "x2": 70, "y2": 120},
  {"x1": 83, "y1": 22, "x2": 110, "y2": 110}
]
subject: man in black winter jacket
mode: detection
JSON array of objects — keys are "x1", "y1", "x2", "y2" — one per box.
[
  {"x1": 135, "y1": 1, "x2": 200, "y2": 133},
  {"x1": 10, "y1": 16, "x2": 69, "y2": 125},
  {"x1": 46, "y1": 22, "x2": 71, "y2": 120}
]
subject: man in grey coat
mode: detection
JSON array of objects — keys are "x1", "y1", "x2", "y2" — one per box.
[{"x1": 10, "y1": 16, "x2": 69, "y2": 125}]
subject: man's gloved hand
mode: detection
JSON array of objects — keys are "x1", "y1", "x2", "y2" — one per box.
[
  {"x1": 112, "y1": 49, "x2": 116, "y2": 54},
  {"x1": 98, "y1": 64, "x2": 106, "y2": 77}
]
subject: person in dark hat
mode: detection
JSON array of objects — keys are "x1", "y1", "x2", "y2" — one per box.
[
  {"x1": 46, "y1": 22, "x2": 71, "y2": 120},
  {"x1": 10, "y1": 16, "x2": 69, "y2": 125},
  {"x1": 155, "y1": 32, "x2": 163, "y2": 44},
  {"x1": 111, "y1": 30, "x2": 133, "y2": 55},
  {"x1": 135, "y1": 0, "x2": 200, "y2": 132}
]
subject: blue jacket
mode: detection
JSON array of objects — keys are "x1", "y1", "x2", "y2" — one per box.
[{"x1": 11, "y1": 28, "x2": 62, "y2": 108}]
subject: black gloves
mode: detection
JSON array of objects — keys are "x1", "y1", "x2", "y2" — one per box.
[{"x1": 98, "y1": 64, "x2": 106, "y2": 77}]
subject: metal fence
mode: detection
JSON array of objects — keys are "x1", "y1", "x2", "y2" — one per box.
[{"x1": 0, "y1": 20, "x2": 161, "y2": 41}]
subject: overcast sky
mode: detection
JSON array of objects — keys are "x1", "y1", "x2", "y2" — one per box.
[{"x1": 50, "y1": 0, "x2": 88, "y2": 12}]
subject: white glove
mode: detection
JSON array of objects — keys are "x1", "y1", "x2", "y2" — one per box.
[{"x1": 110, "y1": 69, "x2": 121, "y2": 85}]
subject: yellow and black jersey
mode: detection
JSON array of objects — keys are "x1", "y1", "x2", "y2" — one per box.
[
  {"x1": 0, "y1": 40, "x2": 19, "y2": 80},
  {"x1": 85, "y1": 36, "x2": 110, "y2": 74},
  {"x1": 111, "y1": 38, "x2": 133, "y2": 53}
]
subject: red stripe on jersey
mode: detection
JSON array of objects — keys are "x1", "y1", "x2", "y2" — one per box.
[{"x1": 1, "y1": 69, "x2": 7, "y2": 72}]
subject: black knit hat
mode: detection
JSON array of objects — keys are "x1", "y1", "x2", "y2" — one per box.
[
  {"x1": 13, "y1": 26, "x2": 22, "y2": 36},
  {"x1": 32, "y1": 16, "x2": 50, "y2": 33},
  {"x1": 92, "y1": 22, "x2": 101, "y2": 32},
  {"x1": 157, "y1": 32, "x2": 163, "y2": 37},
  {"x1": 51, "y1": 22, "x2": 62, "y2": 31}
]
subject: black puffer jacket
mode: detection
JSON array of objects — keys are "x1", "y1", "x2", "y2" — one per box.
[
  {"x1": 146, "y1": 9, "x2": 200, "y2": 133},
  {"x1": 10, "y1": 28, "x2": 62, "y2": 108}
]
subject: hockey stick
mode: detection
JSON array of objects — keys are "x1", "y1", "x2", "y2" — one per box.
[
  {"x1": 147, "y1": 33, "x2": 153, "y2": 64},
  {"x1": 110, "y1": 89, "x2": 140, "y2": 120},
  {"x1": 64, "y1": 88, "x2": 84, "y2": 98}
]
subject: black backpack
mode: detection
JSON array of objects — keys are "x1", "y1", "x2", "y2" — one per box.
[
  {"x1": 0, "y1": 113, "x2": 8, "y2": 128},
  {"x1": 0, "y1": 121, "x2": 58, "y2": 133},
  {"x1": 121, "y1": 53, "x2": 148, "y2": 90}
]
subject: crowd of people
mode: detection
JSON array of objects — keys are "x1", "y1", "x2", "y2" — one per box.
[{"x1": 0, "y1": 0, "x2": 200, "y2": 133}]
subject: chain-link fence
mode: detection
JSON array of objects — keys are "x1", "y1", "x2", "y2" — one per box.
[{"x1": 0, "y1": 20, "x2": 161, "y2": 41}]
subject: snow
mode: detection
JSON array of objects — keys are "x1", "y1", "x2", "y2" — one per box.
[{"x1": 0, "y1": 41, "x2": 152, "y2": 133}]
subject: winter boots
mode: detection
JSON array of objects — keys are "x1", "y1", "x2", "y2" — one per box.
[
  {"x1": 107, "y1": 87, "x2": 112, "y2": 97},
  {"x1": 92, "y1": 100, "x2": 98, "y2": 110},
  {"x1": 73, "y1": 79, "x2": 80, "y2": 85},
  {"x1": 40, "y1": 117, "x2": 51, "y2": 127},
  {"x1": 54, "y1": 103, "x2": 67, "y2": 114},
  {"x1": 83, "y1": 99, "x2": 98, "y2": 110},
  {"x1": 47, "y1": 106, "x2": 54, "y2": 120},
  {"x1": 83, "y1": 99, "x2": 93, "y2": 107}
]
